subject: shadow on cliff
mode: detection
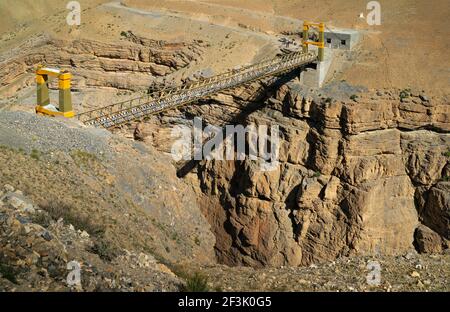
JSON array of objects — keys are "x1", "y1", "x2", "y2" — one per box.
[{"x1": 176, "y1": 67, "x2": 304, "y2": 178}]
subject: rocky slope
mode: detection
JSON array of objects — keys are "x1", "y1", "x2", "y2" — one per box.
[
  {"x1": 187, "y1": 251, "x2": 450, "y2": 292},
  {"x1": 0, "y1": 184, "x2": 181, "y2": 291},
  {"x1": 0, "y1": 111, "x2": 216, "y2": 291}
]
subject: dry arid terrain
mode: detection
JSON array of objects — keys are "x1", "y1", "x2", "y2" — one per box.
[{"x1": 0, "y1": 0, "x2": 449, "y2": 292}]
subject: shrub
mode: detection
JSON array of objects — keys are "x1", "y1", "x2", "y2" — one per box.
[
  {"x1": 399, "y1": 89, "x2": 411, "y2": 101},
  {"x1": 31, "y1": 211, "x2": 53, "y2": 228},
  {"x1": 70, "y1": 150, "x2": 99, "y2": 167},
  {"x1": 0, "y1": 263, "x2": 18, "y2": 284},
  {"x1": 30, "y1": 149, "x2": 40, "y2": 160},
  {"x1": 38, "y1": 200, "x2": 104, "y2": 236},
  {"x1": 90, "y1": 238, "x2": 121, "y2": 261},
  {"x1": 180, "y1": 272, "x2": 209, "y2": 292}
]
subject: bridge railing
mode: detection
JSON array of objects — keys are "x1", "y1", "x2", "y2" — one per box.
[{"x1": 77, "y1": 51, "x2": 317, "y2": 127}]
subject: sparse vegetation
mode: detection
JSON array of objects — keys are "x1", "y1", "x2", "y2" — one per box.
[
  {"x1": 171, "y1": 231, "x2": 180, "y2": 241},
  {"x1": 36, "y1": 199, "x2": 123, "y2": 261},
  {"x1": 37, "y1": 199, "x2": 104, "y2": 236},
  {"x1": 180, "y1": 272, "x2": 210, "y2": 292},
  {"x1": 31, "y1": 211, "x2": 53, "y2": 228},
  {"x1": 30, "y1": 149, "x2": 40, "y2": 160},
  {"x1": 400, "y1": 88, "x2": 411, "y2": 101},
  {"x1": 313, "y1": 171, "x2": 321, "y2": 178},
  {"x1": 350, "y1": 94, "x2": 358, "y2": 101},
  {"x1": 71, "y1": 149, "x2": 97, "y2": 159},
  {"x1": 70, "y1": 150, "x2": 98, "y2": 165},
  {"x1": 0, "y1": 263, "x2": 18, "y2": 284},
  {"x1": 90, "y1": 238, "x2": 121, "y2": 261}
]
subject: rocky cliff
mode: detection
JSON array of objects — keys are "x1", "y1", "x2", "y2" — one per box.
[
  {"x1": 165, "y1": 80, "x2": 450, "y2": 267},
  {"x1": 0, "y1": 32, "x2": 205, "y2": 98}
]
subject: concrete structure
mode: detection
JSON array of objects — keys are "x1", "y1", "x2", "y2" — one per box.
[
  {"x1": 324, "y1": 28, "x2": 360, "y2": 50},
  {"x1": 300, "y1": 47, "x2": 333, "y2": 88},
  {"x1": 300, "y1": 27, "x2": 360, "y2": 87}
]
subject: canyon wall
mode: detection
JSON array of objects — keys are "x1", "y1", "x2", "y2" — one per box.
[{"x1": 186, "y1": 81, "x2": 449, "y2": 267}]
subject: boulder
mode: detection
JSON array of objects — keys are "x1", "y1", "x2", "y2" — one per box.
[{"x1": 414, "y1": 225, "x2": 443, "y2": 254}]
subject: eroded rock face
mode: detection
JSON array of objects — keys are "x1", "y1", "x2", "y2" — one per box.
[
  {"x1": 0, "y1": 33, "x2": 205, "y2": 94},
  {"x1": 419, "y1": 182, "x2": 450, "y2": 240},
  {"x1": 188, "y1": 82, "x2": 449, "y2": 267}
]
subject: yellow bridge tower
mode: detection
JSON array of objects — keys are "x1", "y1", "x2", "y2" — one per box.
[
  {"x1": 302, "y1": 21, "x2": 325, "y2": 62},
  {"x1": 35, "y1": 65, "x2": 74, "y2": 118}
]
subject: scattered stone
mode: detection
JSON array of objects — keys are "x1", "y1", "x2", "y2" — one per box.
[
  {"x1": 16, "y1": 215, "x2": 31, "y2": 224},
  {"x1": 3, "y1": 184, "x2": 15, "y2": 192},
  {"x1": 23, "y1": 225, "x2": 32, "y2": 234},
  {"x1": 411, "y1": 271, "x2": 420, "y2": 278},
  {"x1": 40, "y1": 231, "x2": 53, "y2": 241},
  {"x1": 2, "y1": 192, "x2": 35, "y2": 213},
  {"x1": 404, "y1": 250, "x2": 418, "y2": 260}
]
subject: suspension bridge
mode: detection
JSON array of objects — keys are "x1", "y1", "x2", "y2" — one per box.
[{"x1": 35, "y1": 22, "x2": 325, "y2": 128}]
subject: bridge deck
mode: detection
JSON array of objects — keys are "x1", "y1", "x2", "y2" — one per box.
[{"x1": 76, "y1": 51, "x2": 317, "y2": 128}]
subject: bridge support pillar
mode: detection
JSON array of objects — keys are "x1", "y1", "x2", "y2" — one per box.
[
  {"x1": 36, "y1": 73, "x2": 50, "y2": 107},
  {"x1": 302, "y1": 23, "x2": 309, "y2": 53},
  {"x1": 318, "y1": 23, "x2": 325, "y2": 62},
  {"x1": 58, "y1": 72, "x2": 73, "y2": 114},
  {"x1": 302, "y1": 21, "x2": 326, "y2": 62}
]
